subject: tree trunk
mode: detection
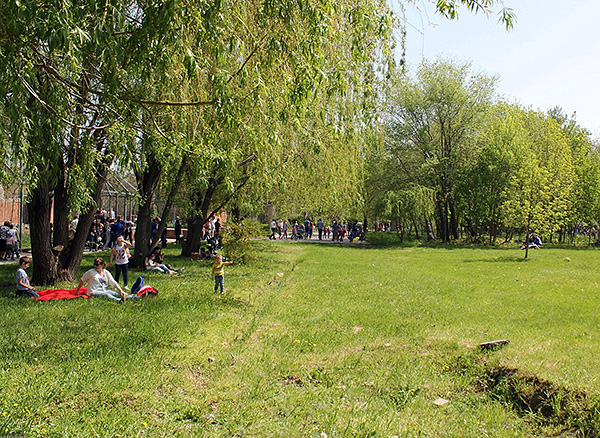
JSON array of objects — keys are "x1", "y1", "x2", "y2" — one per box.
[
  {"x1": 181, "y1": 214, "x2": 205, "y2": 256},
  {"x1": 436, "y1": 198, "x2": 448, "y2": 243},
  {"x1": 64, "y1": 150, "x2": 112, "y2": 280},
  {"x1": 53, "y1": 169, "x2": 72, "y2": 279},
  {"x1": 149, "y1": 159, "x2": 188, "y2": 250},
  {"x1": 412, "y1": 217, "x2": 420, "y2": 240},
  {"x1": 181, "y1": 176, "x2": 221, "y2": 257},
  {"x1": 449, "y1": 196, "x2": 459, "y2": 240},
  {"x1": 54, "y1": 69, "x2": 88, "y2": 256},
  {"x1": 28, "y1": 180, "x2": 58, "y2": 285},
  {"x1": 132, "y1": 153, "x2": 163, "y2": 268},
  {"x1": 25, "y1": 73, "x2": 58, "y2": 285},
  {"x1": 489, "y1": 221, "x2": 496, "y2": 246},
  {"x1": 53, "y1": 166, "x2": 70, "y2": 250},
  {"x1": 132, "y1": 198, "x2": 153, "y2": 268},
  {"x1": 181, "y1": 185, "x2": 214, "y2": 256},
  {"x1": 396, "y1": 221, "x2": 404, "y2": 242}
]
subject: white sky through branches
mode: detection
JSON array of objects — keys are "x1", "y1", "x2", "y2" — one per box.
[{"x1": 394, "y1": 0, "x2": 600, "y2": 137}]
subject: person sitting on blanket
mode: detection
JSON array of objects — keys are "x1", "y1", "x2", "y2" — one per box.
[{"x1": 76, "y1": 257, "x2": 137, "y2": 303}]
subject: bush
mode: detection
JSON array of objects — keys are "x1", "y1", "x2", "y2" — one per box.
[{"x1": 221, "y1": 219, "x2": 261, "y2": 263}]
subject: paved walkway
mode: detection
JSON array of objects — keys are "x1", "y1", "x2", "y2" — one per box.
[{"x1": 260, "y1": 235, "x2": 368, "y2": 245}]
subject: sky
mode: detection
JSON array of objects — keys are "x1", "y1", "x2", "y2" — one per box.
[{"x1": 394, "y1": 0, "x2": 600, "y2": 138}]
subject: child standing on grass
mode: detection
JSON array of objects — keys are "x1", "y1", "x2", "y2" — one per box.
[
  {"x1": 211, "y1": 253, "x2": 232, "y2": 294},
  {"x1": 109, "y1": 235, "x2": 132, "y2": 289},
  {"x1": 16, "y1": 256, "x2": 38, "y2": 298}
]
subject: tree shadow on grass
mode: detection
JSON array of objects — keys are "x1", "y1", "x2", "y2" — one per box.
[{"x1": 463, "y1": 256, "x2": 529, "y2": 263}]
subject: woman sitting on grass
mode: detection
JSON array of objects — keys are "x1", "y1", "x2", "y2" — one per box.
[
  {"x1": 76, "y1": 257, "x2": 136, "y2": 303},
  {"x1": 144, "y1": 248, "x2": 181, "y2": 274}
]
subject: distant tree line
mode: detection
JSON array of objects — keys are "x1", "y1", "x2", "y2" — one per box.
[{"x1": 366, "y1": 59, "x2": 600, "y2": 245}]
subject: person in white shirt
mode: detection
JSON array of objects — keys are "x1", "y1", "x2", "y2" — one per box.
[
  {"x1": 76, "y1": 257, "x2": 135, "y2": 303},
  {"x1": 70, "y1": 214, "x2": 79, "y2": 236},
  {"x1": 108, "y1": 235, "x2": 132, "y2": 289}
]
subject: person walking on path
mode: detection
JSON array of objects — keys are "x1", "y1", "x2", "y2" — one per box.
[
  {"x1": 317, "y1": 219, "x2": 324, "y2": 240},
  {"x1": 304, "y1": 219, "x2": 310, "y2": 239},
  {"x1": 282, "y1": 220, "x2": 289, "y2": 239},
  {"x1": 332, "y1": 220, "x2": 340, "y2": 241}
]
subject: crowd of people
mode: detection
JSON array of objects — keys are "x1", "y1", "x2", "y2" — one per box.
[
  {"x1": 269, "y1": 218, "x2": 367, "y2": 242},
  {"x1": 7, "y1": 206, "x2": 239, "y2": 304},
  {"x1": 0, "y1": 221, "x2": 21, "y2": 261},
  {"x1": 84, "y1": 209, "x2": 135, "y2": 251}
]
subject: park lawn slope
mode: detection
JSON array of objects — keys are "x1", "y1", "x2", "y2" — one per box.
[{"x1": 1, "y1": 240, "x2": 600, "y2": 436}]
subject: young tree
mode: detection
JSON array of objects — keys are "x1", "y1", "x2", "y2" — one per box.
[
  {"x1": 0, "y1": 0, "x2": 201, "y2": 283},
  {"x1": 501, "y1": 110, "x2": 575, "y2": 257}
]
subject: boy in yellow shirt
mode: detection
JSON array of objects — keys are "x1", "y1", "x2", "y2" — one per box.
[{"x1": 211, "y1": 254, "x2": 232, "y2": 294}]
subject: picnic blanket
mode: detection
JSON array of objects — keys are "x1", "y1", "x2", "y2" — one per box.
[
  {"x1": 36, "y1": 288, "x2": 90, "y2": 301},
  {"x1": 35, "y1": 285, "x2": 158, "y2": 301}
]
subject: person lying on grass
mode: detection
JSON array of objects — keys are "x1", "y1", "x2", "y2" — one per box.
[{"x1": 76, "y1": 257, "x2": 137, "y2": 303}]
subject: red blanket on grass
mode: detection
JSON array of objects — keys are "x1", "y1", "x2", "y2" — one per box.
[
  {"x1": 36, "y1": 288, "x2": 90, "y2": 301},
  {"x1": 35, "y1": 286, "x2": 158, "y2": 301}
]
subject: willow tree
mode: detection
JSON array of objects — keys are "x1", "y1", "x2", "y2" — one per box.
[
  {"x1": 0, "y1": 0, "x2": 150, "y2": 283},
  {"x1": 167, "y1": 0, "x2": 399, "y2": 255},
  {"x1": 171, "y1": 0, "x2": 514, "y2": 252},
  {"x1": 254, "y1": 90, "x2": 381, "y2": 223},
  {"x1": 365, "y1": 132, "x2": 438, "y2": 238},
  {"x1": 0, "y1": 0, "x2": 228, "y2": 283}
]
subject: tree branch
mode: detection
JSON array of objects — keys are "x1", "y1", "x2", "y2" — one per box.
[{"x1": 226, "y1": 32, "x2": 270, "y2": 86}]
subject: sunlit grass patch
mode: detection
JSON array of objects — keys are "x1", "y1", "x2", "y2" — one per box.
[{"x1": 2, "y1": 241, "x2": 600, "y2": 436}]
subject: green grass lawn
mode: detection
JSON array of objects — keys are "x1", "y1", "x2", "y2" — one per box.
[{"x1": 2, "y1": 237, "x2": 600, "y2": 437}]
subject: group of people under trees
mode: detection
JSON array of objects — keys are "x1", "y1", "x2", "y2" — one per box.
[
  {"x1": 16, "y1": 253, "x2": 144, "y2": 302},
  {"x1": 14, "y1": 211, "x2": 229, "y2": 304},
  {"x1": 83, "y1": 209, "x2": 134, "y2": 251},
  {"x1": 16, "y1": 233, "x2": 183, "y2": 303},
  {"x1": 0, "y1": 220, "x2": 21, "y2": 261},
  {"x1": 270, "y1": 218, "x2": 366, "y2": 242}
]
